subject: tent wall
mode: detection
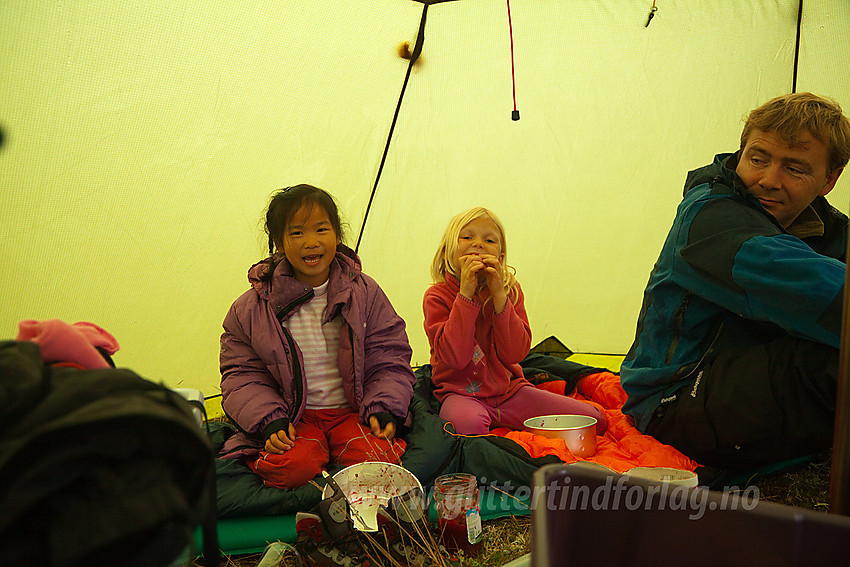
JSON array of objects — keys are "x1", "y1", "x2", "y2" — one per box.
[{"x1": 1, "y1": 1, "x2": 848, "y2": 396}]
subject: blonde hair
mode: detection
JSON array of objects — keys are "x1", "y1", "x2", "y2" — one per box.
[
  {"x1": 430, "y1": 207, "x2": 519, "y2": 301},
  {"x1": 741, "y1": 92, "x2": 850, "y2": 174}
]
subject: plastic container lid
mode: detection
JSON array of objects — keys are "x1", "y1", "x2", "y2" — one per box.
[{"x1": 625, "y1": 466, "x2": 698, "y2": 488}]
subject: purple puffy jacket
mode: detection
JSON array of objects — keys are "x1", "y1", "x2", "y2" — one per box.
[{"x1": 218, "y1": 245, "x2": 415, "y2": 460}]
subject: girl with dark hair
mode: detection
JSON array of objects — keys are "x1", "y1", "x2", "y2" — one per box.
[{"x1": 218, "y1": 184, "x2": 415, "y2": 489}]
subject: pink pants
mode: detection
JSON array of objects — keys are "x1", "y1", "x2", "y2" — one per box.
[
  {"x1": 249, "y1": 408, "x2": 407, "y2": 489},
  {"x1": 440, "y1": 385, "x2": 607, "y2": 436}
]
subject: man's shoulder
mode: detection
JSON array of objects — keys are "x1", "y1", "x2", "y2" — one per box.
[
  {"x1": 806, "y1": 196, "x2": 848, "y2": 259},
  {"x1": 816, "y1": 196, "x2": 848, "y2": 223},
  {"x1": 682, "y1": 153, "x2": 737, "y2": 197},
  {"x1": 677, "y1": 152, "x2": 780, "y2": 232}
]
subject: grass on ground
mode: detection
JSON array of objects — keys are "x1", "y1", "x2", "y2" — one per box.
[{"x1": 196, "y1": 451, "x2": 836, "y2": 567}]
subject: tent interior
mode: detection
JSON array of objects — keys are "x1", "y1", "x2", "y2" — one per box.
[
  {"x1": 2, "y1": 1, "x2": 849, "y2": 407},
  {"x1": 4, "y1": 1, "x2": 850, "y2": 563}
]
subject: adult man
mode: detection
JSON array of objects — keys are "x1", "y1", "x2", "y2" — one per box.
[{"x1": 621, "y1": 92, "x2": 850, "y2": 469}]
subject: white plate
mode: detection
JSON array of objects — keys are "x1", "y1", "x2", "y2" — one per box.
[{"x1": 322, "y1": 461, "x2": 423, "y2": 531}]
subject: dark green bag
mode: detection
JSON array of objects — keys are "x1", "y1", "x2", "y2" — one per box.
[{"x1": 0, "y1": 341, "x2": 220, "y2": 567}]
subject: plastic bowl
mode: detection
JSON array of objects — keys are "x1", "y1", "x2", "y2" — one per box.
[
  {"x1": 626, "y1": 467, "x2": 698, "y2": 488},
  {"x1": 523, "y1": 414, "x2": 598, "y2": 458},
  {"x1": 321, "y1": 461, "x2": 423, "y2": 532}
]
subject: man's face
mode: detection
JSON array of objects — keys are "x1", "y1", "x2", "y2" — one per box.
[{"x1": 736, "y1": 129, "x2": 842, "y2": 228}]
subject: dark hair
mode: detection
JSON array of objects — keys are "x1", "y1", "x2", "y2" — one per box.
[{"x1": 264, "y1": 184, "x2": 346, "y2": 255}]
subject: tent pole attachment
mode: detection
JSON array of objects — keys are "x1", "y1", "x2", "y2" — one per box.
[{"x1": 355, "y1": 4, "x2": 428, "y2": 254}]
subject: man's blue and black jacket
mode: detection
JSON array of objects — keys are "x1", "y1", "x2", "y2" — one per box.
[{"x1": 621, "y1": 152, "x2": 847, "y2": 432}]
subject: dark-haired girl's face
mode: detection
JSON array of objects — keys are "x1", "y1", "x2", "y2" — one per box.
[{"x1": 282, "y1": 204, "x2": 339, "y2": 287}]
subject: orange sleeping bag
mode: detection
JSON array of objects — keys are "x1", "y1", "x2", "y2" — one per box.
[{"x1": 491, "y1": 371, "x2": 699, "y2": 473}]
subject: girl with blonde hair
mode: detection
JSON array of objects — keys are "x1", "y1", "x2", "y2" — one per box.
[{"x1": 424, "y1": 207, "x2": 606, "y2": 435}]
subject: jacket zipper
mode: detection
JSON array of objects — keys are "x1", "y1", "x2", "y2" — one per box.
[
  {"x1": 665, "y1": 292, "x2": 692, "y2": 365},
  {"x1": 281, "y1": 327, "x2": 304, "y2": 420},
  {"x1": 346, "y1": 324, "x2": 360, "y2": 406},
  {"x1": 275, "y1": 290, "x2": 315, "y2": 423},
  {"x1": 276, "y1": 290, "x2": 314, "y2": 321},
  {"x1": 663, "y1": 318, "x2": 727, "y2": 402}
]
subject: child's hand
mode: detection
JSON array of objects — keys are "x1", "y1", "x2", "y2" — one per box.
[
  {"x1": 369, "y1": 414, "x2": 396, "y2": 440},
  {"x1": 264, "y1": 423, "x2": 297, "y2": 454},
  {"x1": 458, "y1": 253, "x2": 486, "y2": 300},
  {"x1": 480, "y1": 254, "x2": 507, "y2": 313}
]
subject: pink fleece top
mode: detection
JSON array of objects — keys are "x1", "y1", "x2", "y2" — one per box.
[{"x1": 423, "y1": 274, "x2": 532, "y2": 404}]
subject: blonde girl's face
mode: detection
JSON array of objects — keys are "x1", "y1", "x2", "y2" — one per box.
[{"x1": 454, "y1": 216, "x2": 503, "y2": 267}]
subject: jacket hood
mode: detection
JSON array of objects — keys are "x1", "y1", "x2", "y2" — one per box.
[
  {"x1": 247, "y1": 244, "x2": 362, "y2": 296},
  {"x1": 683, "y1": 151, "x2": 774, "y2": 219},
  {"x1": 682, "y1": 152, "x2": 742, "y2": 198},
  {"x1": 684, "y1": 151, "x2": 842, "y2": 237}
]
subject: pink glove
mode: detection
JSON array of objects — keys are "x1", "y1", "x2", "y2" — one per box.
[{"x1": 16, "y1": 319, "x2": 119, "y2": 369}]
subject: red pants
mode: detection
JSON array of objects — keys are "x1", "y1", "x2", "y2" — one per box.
[{"x1": 248, "y1": 408, "x2": 407, "y2": 489}]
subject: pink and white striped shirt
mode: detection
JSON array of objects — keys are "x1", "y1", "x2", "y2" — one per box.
[{"x1": 283, "y1": 281, "x2": 349, "y2": 409}]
